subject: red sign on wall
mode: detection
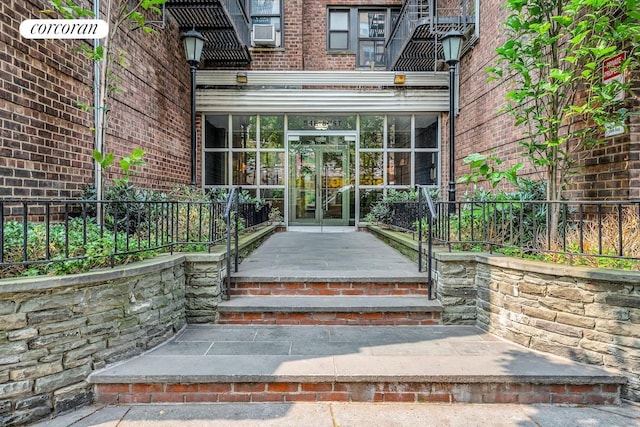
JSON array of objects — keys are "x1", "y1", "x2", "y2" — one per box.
[
  {"x1": 603, "y1": 52, "x2": 626, "y2": 82},
  {"x1": 603, "y1": 52, "x2": 626, "y2": 137},
  {"x1": 603, "y1": 52, "x2": 626, "y2": 104}
]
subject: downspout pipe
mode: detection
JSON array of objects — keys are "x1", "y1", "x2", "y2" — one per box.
[{"x1": 93, "y1": 0, "x2": 102, "y2": 203}]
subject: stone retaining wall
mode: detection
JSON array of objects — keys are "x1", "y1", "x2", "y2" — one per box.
[
  {"x1": 0, "y1": 226, "x2": 274, "y2": 425},
  {"x1": 435, "y1": 251, "x2": 640, "y2": 402},
  {"x1": 0, "y1": 256, "x2": 188, "y2": 425},
  {"x1": 183, "y1": 226, "x2": 277, "y2": 324},
  {"x1": 184, "y1": 254, "x2": 226, "y2": 324},
  {"x1": 434, "y1": 251, "x2": 477, "y2": 324}
]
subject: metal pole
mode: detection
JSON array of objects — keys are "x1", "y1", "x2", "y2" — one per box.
[
  {"x1": 234, "y1": 191, "x2": 239, "y2": 272},
  {"x1": 226, "y1": 218, "x2": 231, "y2": 300},
  {"x1": 448, "y1": 63, "x2": 457, "y2": 215},
  {"x1": 322, "y1": 164, "x2": 328, "y2": 232},
  {"x1": 190, "y1": 64, "x2": 197, "y2": 186},
  {"x1": 94, "y1": 0, "x2": 103, "y2": 225},
  {"x1": 418, "y1": 186, "x2": 423, "y2": 272},
  {"x1": 428, "y1": 210, "x2": 433, "y2": 300}
]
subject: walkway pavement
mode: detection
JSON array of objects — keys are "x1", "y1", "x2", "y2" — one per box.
[
  {"x1": 31, "y1": 231, "x2": 640, "y2": 426},
  {"x1": 33, "y1": 400, "x2": 640, "y2": 426},
  {"x1": 234, "y1": 230, "x2": 425, "y2": 281},
  {"x1": 88, "y1": 324, "x2": 619, "y2": 384}
]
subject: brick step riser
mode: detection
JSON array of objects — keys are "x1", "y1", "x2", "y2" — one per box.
[
  {"x1": 230, "y1": 282, "x2": 429, "y2": 296},
  {"x1": 218, "y1": 311, "x2": 441, "y2": 325},
  {"x1": 96, "y1": 382, "x2": 621, "y2": 405}
]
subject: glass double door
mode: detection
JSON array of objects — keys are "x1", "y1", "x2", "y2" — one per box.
[{"x1": 289, "y1": 135, "x2": 351, "y2": 225}]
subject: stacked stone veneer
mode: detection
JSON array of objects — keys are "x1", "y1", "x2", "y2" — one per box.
[
  {"x1": 0, "y1": 226, "x2": 273, "y2": 425},
  {"x1": 435, "y1": 251, "x2": 640, "y2": 402},
  {"x1": 0, "y1": 254, "x2": 228, "y2": 425},
  {"x1": 434, "y1": 252, "x2": 478, "y2": 325},
  {"x1": 184, "y1": 253, "x2": 227, "y2": 324}
]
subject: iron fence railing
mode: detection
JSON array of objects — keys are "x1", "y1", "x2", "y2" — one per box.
[
  {"x1": 388, "y1": 201, "x2": 420, "y2": 233},
  {"x1": 0, "y1": 197, "x2": 271, "y2": 278},
  {"x1": 389, "y1": 199, "x2": 640, "y2": 268},
  {"x1": 417, "y1": 186, "x2": 436, "y2": 299},
  {"x1": 225, "y1": 188, "x2": 240, "y2": 301}
]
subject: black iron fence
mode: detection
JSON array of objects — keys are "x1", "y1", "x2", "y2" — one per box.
[
  {"x1": 388, "y1": 198, "x2": 640, "y2": 269},
  {"x1": 0, "y1": 197, "x2": 271, "y2": 278}
]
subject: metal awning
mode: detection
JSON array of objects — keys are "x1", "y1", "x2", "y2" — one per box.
[
  {"x1": 196, "y1": 88, "x2": 450, "y2": 113},
  {"x1": 166, "y1": 0, "x2": 251, "y2": 67}
]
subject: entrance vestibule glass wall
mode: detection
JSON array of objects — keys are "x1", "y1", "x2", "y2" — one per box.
[{"x1": 203, "y1": 113, "x2": 439, "y2": 225}]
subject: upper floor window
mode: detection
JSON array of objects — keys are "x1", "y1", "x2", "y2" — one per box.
[
  {"x1": 327, "y1": 7, "x2": 399, "y2": 69},
  {"x1": 328, "y1": 9, "x2": 350, "y2": 50},
  {"x1": 250, "y1": 0, "x2": 282, "y2": 47},
  {"x1": 358, "y1": 11, "x2": 386, "y2": 68}
]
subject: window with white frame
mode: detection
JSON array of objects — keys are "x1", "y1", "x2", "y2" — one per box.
[{"x1": 204, "y1": 114, "x2": 285, "y2": 213}]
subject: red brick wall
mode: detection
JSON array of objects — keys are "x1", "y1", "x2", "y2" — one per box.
[
  {"x1": 629, "y1": 76, "x2": 640, "y2": 199},
  {"x1": 0, "y1": 1, "x2": 93, "y2": 198},
  {"x1": 450, "y1": 0, "x2": 532, "y2": 198},
  {"x1": 7, "y1": 0, "x2": 635, "y2": 201},
  {"x1": 454, "y1": 0, "x2": 638, "y2": 200},
  {"x1": 0, "y1": 0, "x2": 192, "y2": 199},
  {"x1": 571, "y1": 69, "x2": 640, "y2": 200},
  {"x1": 101, "y1": 13, "x2": 192, "y2": 190},
  {"x1": 249, "y1": 0, "x2": 402, "y2": 71}
]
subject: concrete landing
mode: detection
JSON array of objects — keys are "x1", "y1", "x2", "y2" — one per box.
[
  {"x1": 234, "y1": 231, "x2": 425, "y2": 281},
  {"x1": 89, "y1": 325, "x2": 624, "y2": 405},
  {"x1": 31, "y1": 402, "x2": 640, "y2": 427}
]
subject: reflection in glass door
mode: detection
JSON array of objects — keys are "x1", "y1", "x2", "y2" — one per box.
[{"x1": 289, "y1": 135, "x2": 351, "y2": 225}]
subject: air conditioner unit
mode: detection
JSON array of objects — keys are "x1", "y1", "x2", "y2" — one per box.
[{"x1": 252, "y1": 24, "x2": 277, "y2": 46}]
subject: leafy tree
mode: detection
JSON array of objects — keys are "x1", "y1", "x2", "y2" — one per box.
[
  {"x1": 45, "y1": 0, "x2": 166, "y2": 199},
  {"x1": 93, "y1": 148, "x2": 146, "y2": 185},
  {"x1": 477, "y1": 0, "x2": 640, "y2": 239},
  {"x1": 459, "y1": 152, "x2": 523, "y2": 189}
]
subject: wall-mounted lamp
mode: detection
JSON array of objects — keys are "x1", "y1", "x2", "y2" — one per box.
[
  {"x1": 394, "y1": 74, "x2": 406, "y2": 85},
  {"x1": 236, "y1": 72, "x2": 248, "y2": 84}
]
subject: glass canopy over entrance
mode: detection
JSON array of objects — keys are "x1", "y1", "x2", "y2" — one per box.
[{"x1": 203, "y1": 113, "x2": 439, "y2": 227}]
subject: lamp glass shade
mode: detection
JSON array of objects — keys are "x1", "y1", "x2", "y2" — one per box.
[
  {"x1": 441, "y1": 30, "x2": 463, "y2": 64},
  {"x1": 182, "y1": 29, "x2": 205, "y2": 64}
]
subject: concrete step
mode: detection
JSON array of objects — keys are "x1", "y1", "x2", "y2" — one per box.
[
  {"x1": 229, "y1": 279, "x2": 430, "y2": 296},
  {"x1": 217, "y1": 296, "x2": 442, "y2": 325},
  {"x1": 89, "y1": 325, "x2": 626, "y2": 405}
]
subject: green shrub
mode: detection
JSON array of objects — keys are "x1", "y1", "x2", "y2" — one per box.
[
  {"x1": 0, "y1": 218, "x2": 155, "y2": 278},
  {"x1": 1, "y1": 185, "x2": 271, "y2": 278}
]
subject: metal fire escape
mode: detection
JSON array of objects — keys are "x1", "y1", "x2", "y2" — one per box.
[
  {"x1": 163, "y1": 0, "x2": 476, "y2": 71},
  {"x1": 165, "y1": 0, "x2": 252, "y2": 67},
  {"x1": 387, "y1": 0, "x2": 479, "y2": 71}
]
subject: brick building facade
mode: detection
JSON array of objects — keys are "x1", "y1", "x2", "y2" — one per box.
[
  {"x1": 1, "y1": 0, "x2": 192, "y2": 199},
  {"x1": 453, "y1": 0, "x2": 639, "y2": 200},
  {"x1": 1, "y1": 0, "x2": 637, "y2": 214}
]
